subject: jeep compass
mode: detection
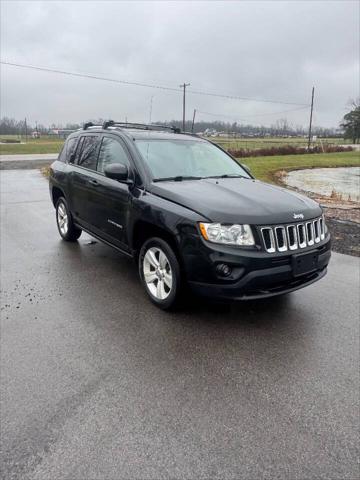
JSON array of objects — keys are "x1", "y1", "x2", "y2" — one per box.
[{"x1": 49, "y1": 121, "x2": 331, "y2": 309}]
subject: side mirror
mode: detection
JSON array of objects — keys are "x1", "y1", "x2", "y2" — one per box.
[
  {"x1": 104, "y1": 163, "x2": 132, "y2": 184},
  {"x1": 241, "y1": 163, "x2": 252, "y2": 176},
  {"x1": 69, "y1": 153, "x2": 76, "y2": 163}
]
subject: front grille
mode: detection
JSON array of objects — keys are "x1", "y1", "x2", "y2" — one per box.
[{"x1": 260, "y1": 216, "x2": 325, "y2": 253}]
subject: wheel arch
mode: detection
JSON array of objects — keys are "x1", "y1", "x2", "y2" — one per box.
[
  {"x1": 51, "y1": 186, "x2": 65, "y2": 207},
  {"x1": 132, "y1": 220, "x2": 181, "y2": 262}
]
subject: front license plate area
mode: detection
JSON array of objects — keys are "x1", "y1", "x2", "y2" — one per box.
[{"x1": 292, "y1": 251, "x2": 319, "y2": 277}]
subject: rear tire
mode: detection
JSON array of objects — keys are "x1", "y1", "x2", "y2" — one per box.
[
  {"x1": 139, "y1": 237, "x2": 181, "y2": 310},
  {"x1": 56, "y1": 197, "x2": 82, "y2": 241}
]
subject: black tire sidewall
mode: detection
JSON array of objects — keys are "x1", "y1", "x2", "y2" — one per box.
[{"x1": 139, "y1": 237, "x2": 181, "y2": 309}]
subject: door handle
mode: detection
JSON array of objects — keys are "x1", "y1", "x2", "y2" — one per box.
[{"x1": 88, "y1": 179, "x2": 99, "y2": 186}]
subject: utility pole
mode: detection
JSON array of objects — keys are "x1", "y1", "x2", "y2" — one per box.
[
  {"x1": 149, "y1": 96, "x2": 154, "y2": 124},
  {"x1": 307, "y1": 86, "x2": 315, "y2": 149},
  {"x1": 24, "y1": 117, "x2": 28, "y2": 142},
  {"x1": 179, "y1": 82, "x2": 190, "y2": 132},
  {"x1": 191, "y1": 109, "x2": 196, "y2": 133}
]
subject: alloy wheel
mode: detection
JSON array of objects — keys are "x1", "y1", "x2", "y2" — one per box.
[
  {"x1": 57, "y1": 202, "x2": 69, "y2": 236},
  {"x1": 143, "y1": 247, "x2": 173, "y2": 300}
]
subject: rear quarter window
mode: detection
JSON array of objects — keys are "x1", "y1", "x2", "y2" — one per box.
[
  {"x1": 66, "y1": 137, "x2": 78, "y2": 163},
  {"x1": 57, "y1": 145, "x2": 66, "y2": 163}
]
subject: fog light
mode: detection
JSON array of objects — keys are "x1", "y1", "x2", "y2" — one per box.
[{"x1": 216, "y1": 263, "x2": 232, "y2": 277}]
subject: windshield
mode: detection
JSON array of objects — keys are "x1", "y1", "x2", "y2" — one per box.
[{"x1": 135, "y1": 139, "x2": 250, "y2": 180}]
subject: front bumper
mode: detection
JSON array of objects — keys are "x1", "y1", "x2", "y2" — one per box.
[{"x1": 184, "y1": 235, "x2": 331, "y2": 301}]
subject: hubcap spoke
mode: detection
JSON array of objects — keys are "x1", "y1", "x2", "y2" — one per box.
[
  {"x1": 60, "y1": 206, "x2": 66, "y2": 218},
  {"x1": 144, "y1": 271, "x2": 158, "y2": 284},
  {"x1": 156, "y1": 279, "x2": 166, "y2": 299},
  {"x1": 159, "y1": 251, "x2": 167, "y2": 269},
  {"x1": 163, "y1": 272, "x2": 172, "y2": 289},
  {"x1": 146, "y1": 250, "x2": 159, "y2": 269}
]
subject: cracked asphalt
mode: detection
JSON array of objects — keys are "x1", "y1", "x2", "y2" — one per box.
[{"x1": 1, "y1": 170, "x2": 359, "y2": 479}]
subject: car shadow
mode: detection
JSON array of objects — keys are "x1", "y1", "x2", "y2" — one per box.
[
  {"x1": 169, "y1": 292, "x2": 296, "y2": 330},
  {"x1": 53, "y1": 236, "x2": 319, "y2": 380},
  {"x1": 58, "y1": 236, "x2": 305, "y2": 337}
]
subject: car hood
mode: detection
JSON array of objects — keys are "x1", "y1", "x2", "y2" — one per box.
[{"x1": 149, "y1": 177, "x2": 322, "y2": 224}]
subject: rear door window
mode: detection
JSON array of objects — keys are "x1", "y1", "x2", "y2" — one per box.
[
  {"x1": 76, "y1": 135, "x2": 101, "y2": 170},
  {"x1": 73, "y1": 137, "x2": 85, "y2": 164}
]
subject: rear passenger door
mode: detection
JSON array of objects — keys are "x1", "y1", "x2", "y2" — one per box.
[{"x1": 68, "y1": 134, "x2": 102, "y2": 226}]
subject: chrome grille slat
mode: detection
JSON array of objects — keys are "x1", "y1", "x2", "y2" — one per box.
[
  {"x1": 297, "y1": 224, "x2": 307, "y2": 248},
  {"x1": 275, "y1": 226, "x2": 287, "y2": 252},
  {"x1": 260, "y1": 216, "x2": 325, "y2": 253},
  {"x1": 287, "y1": 225, "x2": 298, "y2": 250},
  {"x1": 319, "y1": 217, "x2": 325, "y2": 240},
  {"x1": 261, "y1": 227, "x2": 276, "y2": 253},
  {"x1": 314, "y1": 219, "x2": 320, "y2": 243},
  {"x1": 306, "y1": 222, "x2": 314, "y2": 246}
]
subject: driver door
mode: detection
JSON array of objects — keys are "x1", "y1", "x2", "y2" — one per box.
[{"x1": 87, "y1": 135, "x2": 133, "y2": 250}]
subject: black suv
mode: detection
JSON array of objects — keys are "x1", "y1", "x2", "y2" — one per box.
[{"x1": 49, "y1": 121, "x2": 331, "y2": 309}]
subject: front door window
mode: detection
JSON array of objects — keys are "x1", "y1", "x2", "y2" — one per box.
[{"x1": 97, "y1": 137, "x2": 130, "y2": 173}]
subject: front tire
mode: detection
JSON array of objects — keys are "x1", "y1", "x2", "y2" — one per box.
[
  {"x1": 56, "y1": 197, "x2": 82, "y2": 241},
  {"x1": 139, "y1": 237, "x2": 181, "y2": 310}
]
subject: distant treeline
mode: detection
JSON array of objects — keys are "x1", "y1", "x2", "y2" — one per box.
[
  {"x1": 0, "y1": 116, "x2": 341, "y2": 137},
  {"x1": 161, "y1": 119, "x2": 341, "y2": 137},
  {"x1": 0, "y1": 117, "x2": 82, "y2": 135}
]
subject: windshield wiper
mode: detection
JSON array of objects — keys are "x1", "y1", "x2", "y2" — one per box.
[
  {"x1": 153, "y1": 175, "x2": 203, "y2": 182},
  {"x1": 204, "y1": 174, "x2": 248, "y2": 179}
]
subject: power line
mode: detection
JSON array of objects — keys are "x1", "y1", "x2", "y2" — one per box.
[
  {"x1": 0, "y1": 61, "x2": 181, "y2": 94},
  {"x1": 1, "y1": 60, "x2": 309, "y2": 107},
  {"x1": 188, "y1": 89, "x2": 309, "y2": 106},
  {"x1": 197, "y1": 106, "x2": 309, "y2": 122}
]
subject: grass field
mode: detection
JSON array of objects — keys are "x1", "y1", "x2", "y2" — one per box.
[
  {"x1": 40, "y1": 150, "x2": 359, "y2": 187},
  {"x1": 239, "y1": 151, "x2": 360, "y2": 183},
  {"x1": 0, "y1": 135, "x2": 64, "y2": 155},
  {"x1": 0, "y1": 134, "x2": 351, "y2": 155},
  {"x1": 3, "y1": 134, "x2": 360, "y2": 189}
]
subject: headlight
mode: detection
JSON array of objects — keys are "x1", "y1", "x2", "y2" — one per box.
[{"x1": 199, "y1": 223, "x2": 255, "y2": 246}]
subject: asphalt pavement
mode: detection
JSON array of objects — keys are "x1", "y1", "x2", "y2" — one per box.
[{"x1": 1, "y1": 170, "x2": 359, "y2": 480}]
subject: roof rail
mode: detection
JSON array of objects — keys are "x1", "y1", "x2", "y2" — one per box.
[
  {"x1": 102, "y1": 120, "x2": 115, "y2": 129},
  {"x1": 102, "y1": 120, "x2": 181, "y2": 134},
  {"x1": 183, "y1": 131, "x2": 200, "y2": 138},
  {"x1": 83, "y1": 122, "x2": 103, "y2": 130}
]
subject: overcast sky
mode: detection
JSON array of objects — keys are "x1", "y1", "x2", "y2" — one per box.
[{"x1": 1, "y1": 0, "x2": 359, "y2": 128}]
